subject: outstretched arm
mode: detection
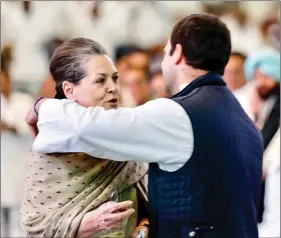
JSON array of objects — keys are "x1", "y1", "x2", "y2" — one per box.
[{"x1": 29, "y1": 98, "x2": 194, "y2": 169}]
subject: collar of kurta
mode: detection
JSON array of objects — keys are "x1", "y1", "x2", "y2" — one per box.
[{"x1": 171, "y1": 72, "x2": 226, "y2": 99}]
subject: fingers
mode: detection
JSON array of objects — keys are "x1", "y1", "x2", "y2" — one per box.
[
  {"x1": 102, "y1": 200, "x2": 133, "y2": 213},
  {"x1": 105, "y1": 208, "x2": 135, "y2": 222},
  {"x1": 105, "y1": 221, "x2": 124, "y2": 230}
]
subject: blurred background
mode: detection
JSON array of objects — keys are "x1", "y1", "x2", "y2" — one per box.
[{"x1": 1, "y1": 1, "x2": 280, "y2": 237}]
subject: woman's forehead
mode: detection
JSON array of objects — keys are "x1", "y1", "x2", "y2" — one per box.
[{"x1": 85, "y1": 55, "x2": 117, "y2": 75}]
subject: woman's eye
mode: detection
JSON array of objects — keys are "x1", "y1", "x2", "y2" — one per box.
[
  {"x1": 97, "y1": 78, "x2": 105, "y2": 83},
  {"x1": 112, "y1": 76, "x2": 119, "y2": 83}
]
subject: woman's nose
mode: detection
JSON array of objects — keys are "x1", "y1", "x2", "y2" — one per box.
[{"x1": 107, "y1": 81, "x2": 118, "y2": 94}]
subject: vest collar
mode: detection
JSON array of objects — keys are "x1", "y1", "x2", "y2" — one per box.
[{"x1": 171, "y1": 73, "x2": 226, "y2": 99}]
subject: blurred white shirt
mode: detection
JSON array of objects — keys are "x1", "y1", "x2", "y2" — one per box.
[
  {"x1": 233, "y1": 81, "x2": 256, "y2": 121},
  {"x1": 1, "y1": 92, "x2": 34, "y2": 135},
  {"x1": 220, "y1": 14, "x2": 263, "y2": 56},
  {"x1": 1, "y1": 2, "x2": 67, "y2": 84},
  {"x1": 1, "y1": 92, "x2": 33, "y2": 206},
  {"x1": 258, "y1": 128, "x2": 280, "y2": 238}
]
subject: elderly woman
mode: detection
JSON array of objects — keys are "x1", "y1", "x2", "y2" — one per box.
[{"x1": 20, "y1": 38, "x2": 148, "y2": 238}]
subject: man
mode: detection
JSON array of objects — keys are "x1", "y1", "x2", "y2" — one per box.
[
  {"x1": 27, "y1": 14, "x2": 263, "y2": 238},
  {"x1": 244, "y1": 48, "x2": 280, "y2": 226},
  {"x1": 115, "y1": 44, "x2": 150, "y2": 80},
  {"x1": 1, "y1": 46, "x2": 33, "y2": 237},
  {"x1": 149, "y1": 53, "x2": 171, "y2": 99},
  {"x1": 223, "y1": 51, "x2": 247, "y2": 91},
  {"x1": 245, "y1": 48, "x2": 280, "y2": 148},
  {"x1": 122, "y1": 68, "x2": 151, "y2": 106},
  {"x1": 223, "y1": 52, "x2": 257, "y2": 120}
]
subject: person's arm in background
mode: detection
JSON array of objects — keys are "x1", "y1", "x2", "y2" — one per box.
[{"x1": 28, "y1": 98, "x2": 193, "y2": 171}]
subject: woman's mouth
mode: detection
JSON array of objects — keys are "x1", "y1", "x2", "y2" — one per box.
[{"x1": 107, "y1": 98, "x2": 119, "y2": 106}]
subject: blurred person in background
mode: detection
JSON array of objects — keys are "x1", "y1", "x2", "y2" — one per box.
[
  {"x1": 223, "y1": 52, "x2": 257, "y2": 120},
  {"x1": 122, "y1": 68, "x2": 151, "y2": 106},
  {"x1": 260, "y1": 17, "x2": 280, "y2": 50},
  {"x1": 267, "y1": 23, "x2": 280, "y2": 51},
  {"x1": 258, "y1": 128, "x2": 280, "y2": 238},
  {"x1": 21, "y1": 38, "x2": 148, "y2": 238},
  {"x1": 27, "y1": 14, "x2": 263, "y2": 238},
  {"x1": 220, "y1": 4, "x2": 263, "y2": 55},
  {"x1": 37, "y1": 75, "x2": 56, "y2": 98},
  {"x1": 149, "y1": 54, "x2": 171, "y2": 99},
  {"x1": 245, "y1": 24, "x2": 280, "y2": 237},
  {"x1": 115, "y1": 44, "x2": 150, "y2": 80},
  {"x1": 114, "y1": 44, "x2": 150, "y2": 107},
  {"x1": 223, "y1": 52, "x2": 247, "y2": 91},
  {"x1": 245, "y1": 47, "x2": 280, "y2": 227},
  {"x1": 36, "y1": 38, "x2": 65, "y2": 98},
  {"x1": 1, "y1": 1, "x2": 64, "y2": 90},
  {"x1": 1, "y1": 45, "x2": 33, "y2": 237}
]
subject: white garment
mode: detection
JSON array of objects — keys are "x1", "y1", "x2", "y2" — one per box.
[
  {"x1": 233, "y1": 81, "x2": 256, "y2": 121},
  {"x1": 33, "y1": 98, "x2": 194, "y2": 172},
  {"x1": 1, "y1": 92, "x2": 34, "y2": 135},
  {"x1": 220, "y1": 14, "x2": 263, "y2": 56},
  {"x1": 1, "y1": 92, "x2": 33, "y2": 206},
  {"x1": 258, "y1": 128, "x2": 280, "y2": 237},
  {"x1": 1, "y1": 2, "x2": 65, "y2": 84},
  {"x1": 240, "y1": 1, "x2": 278, "y2": 25}
]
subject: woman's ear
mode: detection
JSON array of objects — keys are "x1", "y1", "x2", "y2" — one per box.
[{"x1": 62, "y1": 81, "x2": 75, "y2": 100}]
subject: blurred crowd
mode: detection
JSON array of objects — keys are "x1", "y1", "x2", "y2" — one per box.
[{"x1": 1, "y1": 1, "x2": 280, "y2": 237}]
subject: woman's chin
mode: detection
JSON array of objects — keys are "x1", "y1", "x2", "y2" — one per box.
[{"x1": 104, "y1": 102, "x2": 119, "y2": 110}]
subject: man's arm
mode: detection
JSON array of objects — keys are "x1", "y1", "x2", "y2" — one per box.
[{"x1": 33, "y1": 98, "x2": 194, "y2": 171}]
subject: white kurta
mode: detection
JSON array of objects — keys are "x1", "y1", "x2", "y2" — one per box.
[
  {"x1": 258, "y1": 128, "x2": 280, "y2": 238},
  {"x1": 1, "y1": 92, "x2": 33, "y2": 206},
  {"x1": 33, "y1": 98, "x2": 194, "y2": 172}
]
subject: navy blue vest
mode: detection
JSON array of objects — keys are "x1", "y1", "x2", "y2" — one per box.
[{"x1": 148, "y1": 73, "x2": 263, "y2": 238}]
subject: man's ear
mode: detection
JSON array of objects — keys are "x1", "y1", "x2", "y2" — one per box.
[
  {"x1": 62, "y1": 81, "x2": 75, "y2": 100},
  {"x1": 172, "y1": 44, "x2": 184, "y2": 65}
]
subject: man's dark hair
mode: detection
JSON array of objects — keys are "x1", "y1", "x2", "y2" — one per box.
[
  {"x1": 231, "y1": 51, "x2": 247, "y2": 61},
  {"x1": 114, "y1": 44, "x2": 145, "y2": 63},
  {"x1": 170, "y1": 14, "x2": 231, "y2": 75}
]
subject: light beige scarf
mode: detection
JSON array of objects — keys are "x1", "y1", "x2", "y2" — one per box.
[{"x1": 21, "y1": 152, "x2": 147, "y2": 237}]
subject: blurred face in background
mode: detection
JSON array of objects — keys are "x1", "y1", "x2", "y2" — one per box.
[
  {"x1": 150, "y1": 72, "x2": 171, "y2": 98},
  {"x1": 116, "y1": 52, "x2": 149, "y2": 82},
  {"x1": 223, "y1": 55, "x2": 247, "y2": 91},
  {"x1": 121, "y1": 69, "x2": 150, "y2": 106},
  {"x1": 128, "y1": 52, "x2": 150, "y2": 71},
  {"x1": 64, "y1": 55, "x2": 120, "y2": 110},
  {"x1": 116, "y1": 58, "x2": 130, "y2": 81},
  {"x1": 254, "y1": 69, "x2": 279, "y2": 99}
]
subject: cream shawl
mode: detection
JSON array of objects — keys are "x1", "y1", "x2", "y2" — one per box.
[{"x1": 21, "y1": 152, "x2": 147, "y2": 237}]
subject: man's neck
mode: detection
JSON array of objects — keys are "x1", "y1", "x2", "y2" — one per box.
[{"x1": 172, "y1": 67, "x2": 210, "y2": 95}]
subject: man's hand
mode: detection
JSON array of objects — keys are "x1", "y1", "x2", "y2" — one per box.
[
  {"x1": 77, "y1": 201, "x2": 135, "y2": 238},
  {"x1": 25, "y1": 98, "x2": 46, "y2": 140}
]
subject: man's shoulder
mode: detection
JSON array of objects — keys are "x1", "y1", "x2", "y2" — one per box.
[{"x1": 138, "y1": 98, "x2": 188, "y2": 117}]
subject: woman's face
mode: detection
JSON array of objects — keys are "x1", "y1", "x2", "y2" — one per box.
[{"x1": 64, "y1": 55, "x2": 120, "y2": 109}]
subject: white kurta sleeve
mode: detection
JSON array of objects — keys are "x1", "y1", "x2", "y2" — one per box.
[{"x1": 33, "y1": 98, "x2": 194, "y2": 171}]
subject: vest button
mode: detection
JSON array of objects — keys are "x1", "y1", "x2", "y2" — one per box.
[{"x1": 189, "y1": 231, "x2": 195, "y2": 237}]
